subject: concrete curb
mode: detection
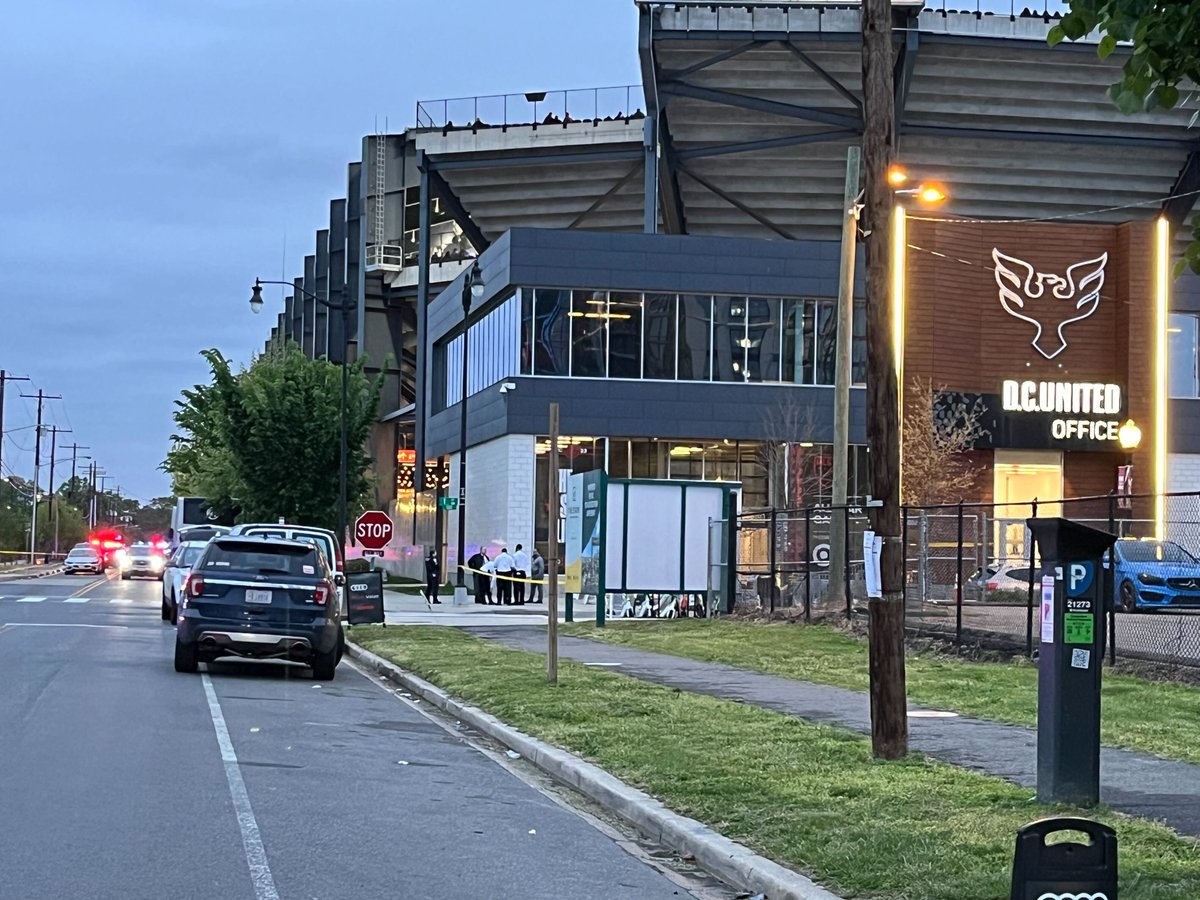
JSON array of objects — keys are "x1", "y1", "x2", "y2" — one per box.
[
  {"x1": 347, "y1": 640, "x2": 843, "y2": 900},
  {"x1": 0, "y1": 565, "x2": 65, "y2": 582}
]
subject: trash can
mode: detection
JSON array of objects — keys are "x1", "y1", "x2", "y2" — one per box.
[{"x1": 1011, "y1": 817, "x2": 1117, "y2": 900}]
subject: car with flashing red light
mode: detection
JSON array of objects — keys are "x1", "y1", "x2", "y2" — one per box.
[
  {"x1": 173, "y1": 535, "x2": 345, "y2": 680},
  {"x1": 118, "y1": 543, "x2": 165, "y2": 581},
  {"x1": 88, "y1": 529, "x2": 127, "y2": 568}
]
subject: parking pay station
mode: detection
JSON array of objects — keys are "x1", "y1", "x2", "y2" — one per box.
[{"x1": 1026, "y1": 517, "x2": 1117, "y2": 807}]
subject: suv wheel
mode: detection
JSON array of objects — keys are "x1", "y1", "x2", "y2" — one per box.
[
  {"x1": 311, "y1": 646, "x2": 338, "y2": 681},
  {"x1": 174, "y1": 637, "x2": 199, "y2": 673}
]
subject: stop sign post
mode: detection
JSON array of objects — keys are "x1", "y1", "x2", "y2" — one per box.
[{"x1": 355, "y1": 511, "x2": 394, "y2": 551}]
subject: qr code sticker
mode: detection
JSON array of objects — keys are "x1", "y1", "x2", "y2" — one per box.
[{"x1": 1071, "y1": 648, "x2": 1091, "y2": 669}]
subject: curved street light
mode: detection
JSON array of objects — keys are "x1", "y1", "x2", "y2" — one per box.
[
  {"x1": 249, "y1": 278, "x2": 356, "y2": 560},
  {"x1": 454, "y1": 261, "x2": 486, "y2": 605}
]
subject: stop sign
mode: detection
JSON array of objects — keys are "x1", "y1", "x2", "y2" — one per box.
[{"x1": 354, "y1": 511, "x2": 394, "y2": 550}]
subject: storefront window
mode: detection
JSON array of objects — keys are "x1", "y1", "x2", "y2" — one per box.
[
  {"x1": 643, "y1": 294, "x2": 677, "y2": 379},
  {"x1": 608, "y1": 291, "x2": 643, "y2": 379},
  {"x1": 571, "y1": 290, "x2": 607, "y2": 377},
  {"x1": 1170, "y1": 313, "x2": 1200, "y2": 398},
  {"x1": 533, "y1": 289, "x2": 570, "y2": 376}
]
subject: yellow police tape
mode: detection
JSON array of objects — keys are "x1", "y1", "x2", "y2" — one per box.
[{"x1": 457, "y1": 564, "x2": 547, "y2": 585}]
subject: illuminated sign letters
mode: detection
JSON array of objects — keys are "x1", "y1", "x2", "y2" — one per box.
[{"x1": 1000, "y1": 380, "x2": 1124, "y2": 446}]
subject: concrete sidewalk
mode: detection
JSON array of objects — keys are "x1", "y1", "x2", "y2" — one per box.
[{"x1": 467, "y1": 625, "x2": 1200, "y2": 839}]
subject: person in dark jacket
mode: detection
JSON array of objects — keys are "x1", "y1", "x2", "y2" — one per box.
[
  {"x1": 467, "y1": 549, "x2": 489, "y2": 604},
  {"x1": 425, "y1": 549, "x2": 441, "y2": 604}
]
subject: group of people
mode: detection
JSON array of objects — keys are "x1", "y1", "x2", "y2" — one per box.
[
  {"x1": 423, "y1": 544, "x2": 545, "y2": 605},
  {"x1": 466, "y1": 544, "x2": 544, "y2": 605}
]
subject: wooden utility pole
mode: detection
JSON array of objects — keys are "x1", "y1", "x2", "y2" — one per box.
[
  {"x1": 0, "y1": 371, "x2": 31, "y2": 484},
  {"x1": 547, "y1": 403, "x2": 560, "y2": 684},
  {"x1": 861, "y1": 0, "x2": 908, "y2": 760}
]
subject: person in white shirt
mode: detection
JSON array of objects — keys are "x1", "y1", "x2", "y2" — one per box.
[
  {"x1": 493, "y1": 548, "x2": 515, "y2": 605},
  {"x1": 512, "y1": 544, "x2": 530, "y2": 605}
]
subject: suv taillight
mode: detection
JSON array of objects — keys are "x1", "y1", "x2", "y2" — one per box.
[
  {"x1": 187, "y1": 575, "x2": 205, "y2": 598},
  {"x1": 312, "y1": 584, "x2": 331, "y2": 606}
]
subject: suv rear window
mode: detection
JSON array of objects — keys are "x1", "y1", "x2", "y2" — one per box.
[
  {"x1": 203, "y1": 541, "x2": 325, "y2": 577},
  {"x1": 241, "y1": 528, "x2": 337, "y2": 570}
]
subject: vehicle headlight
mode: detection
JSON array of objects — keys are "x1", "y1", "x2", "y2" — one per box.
[
  {"x1": 1137, "y1": 572, "x2": 1166, "y2": 586},
  {"x1": 151, "y1": 557, "x2": 164, "y2": 571}
]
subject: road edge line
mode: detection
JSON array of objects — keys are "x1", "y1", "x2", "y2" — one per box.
[
  {"x1": 345, "y1": 640, "x2": 843, "y2": 900},
  {"x1": 201, "y1": 674, "x2": 281, "y2": 900}
]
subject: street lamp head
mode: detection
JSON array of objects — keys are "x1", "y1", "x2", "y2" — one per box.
[
  {"x1": 886, "y1": 165, "x2": 909, "y2": 187},
  {"x1": 1118, "y1": 418, "x2": 1143, "y2": 451},
  {"x1": 250, "y1": 280, "x2": 265, "y2": 315},
  {"x1": 469, "y1": 263, "x2": 485, "y2": 299},
  {"x1": 916, "y1": 183, "x2": 948, "y2": 205}
]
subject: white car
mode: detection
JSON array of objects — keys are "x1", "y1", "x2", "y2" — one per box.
[{"x1": 161, "y1": 541, "x2": 208, "y2": 624}]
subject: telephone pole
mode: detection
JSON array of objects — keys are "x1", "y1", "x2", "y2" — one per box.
[
  {"x1": 861, "y1": 0, "x2": 908, "y2": 760},
  {"x1": 65, "y1": 443, "x2": 90, "y2": 505},
  {"x1": 20, "y1": 389, "x2": 61, "y2": 563},
  {"x1": 0, "y1": 371, "x2": 31, "y2": 485},
  {"x1": 46, "y1": 426, "x2": 72, "y2": 556}
]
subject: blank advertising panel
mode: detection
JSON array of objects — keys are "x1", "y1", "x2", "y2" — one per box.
[
  {"x1": 605, "y1": 483, "x2": 625, "y2": 589},
  {"x1": 683, "y1": 486, "x2": 724, "y2": 591},
  {"x1": 624, "y1": 484, "x2": 683, "y2": 591}
]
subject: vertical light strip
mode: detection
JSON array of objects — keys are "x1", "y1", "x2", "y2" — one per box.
[
  {"x1": 1155, "y1": 215, "x2": 1170, "y2": 540},
  {"x1": 892, "y1": 205, "x2": 907, "y2": 493}
]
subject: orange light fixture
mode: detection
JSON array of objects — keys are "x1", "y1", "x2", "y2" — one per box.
[
  {"x1": 916, "y1": 184, "x2": 947, "y2": 205},
  {"x1": 887, "y1": 165, "x2": 909, "y2": 187}
]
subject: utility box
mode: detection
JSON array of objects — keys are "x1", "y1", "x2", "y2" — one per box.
[
  {"x1": 1026, "y1": 517, "x2": 1116, "y2": 807},
  {"x1": 1010, "y1": 817, "x2": 1118, "y2": 900}
]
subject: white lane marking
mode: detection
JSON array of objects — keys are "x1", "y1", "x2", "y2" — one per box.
[
  {"x1": 17, "y1": 596, "x2": 46, "y2": 603},
  {"x1": 109, "y1": 598, "x2": 133, "y2": 605},
  {"x1": 64, "y1": 596, "x2": 90, "y2": 603},
  {"x1": 201, "y1": 674, "x2": 281, "y2": 900},
  {"x1": 1, "y1": 623, "x2": 127, "y2": 629}
]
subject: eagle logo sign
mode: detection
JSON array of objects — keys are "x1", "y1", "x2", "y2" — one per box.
[{"x1": 992, "y1": 248, "x2": 1108, "y2": 360}]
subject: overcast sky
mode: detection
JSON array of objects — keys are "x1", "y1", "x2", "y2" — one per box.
[{"x1": 0, "y1": 0, "x2": 640, "y2": 502}]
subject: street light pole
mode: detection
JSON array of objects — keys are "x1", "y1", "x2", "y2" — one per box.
[
  {"x1": 251, "y1": 278, "x2": 355, "y2": 558},
  {"x1": 454, "y1": 262, "x2": 486, "y2": 606}
]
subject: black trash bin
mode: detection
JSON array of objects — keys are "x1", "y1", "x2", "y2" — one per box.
[{"x1": 1011, "y1": 817, "x2": 1117, "y2": 900}]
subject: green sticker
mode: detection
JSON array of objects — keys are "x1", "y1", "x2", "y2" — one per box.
[{"x1": 1063, "y1": 612, "x2": 1094, "y2": 645}]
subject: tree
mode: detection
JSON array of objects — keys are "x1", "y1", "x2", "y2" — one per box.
[
  {"x1": 163, "y1": 345, "x2": 381, "y2": 532},
  {"x1": 1051, "y1": 1, "x2": 1200, "y2": 271},
  {"x1": 901, "y1": 378, "x2": 989, "y2": 507}
]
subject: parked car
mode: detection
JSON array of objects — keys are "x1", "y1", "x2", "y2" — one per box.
[
  {"x1": 161, "y1": 541, "x2": 209, "y2": 624},
  {"x1": 1112, "y1": 539, "x2": 1200, "y2": 612},
  {"x1": 227, "y1": 523, "x2": 345, "y2": 610},
  {"x1": 174, "y1": 535, "x2": 344, "y2": 680},
  {"x1": 968, "y1": 561, "x2": 1036, "y2": 593},
  {"x1": 119, "y1": 544, "x2": 165, "y2": 581},
  {"x1": 64, "y1": 545, "x2": 104, "y2": 575}
]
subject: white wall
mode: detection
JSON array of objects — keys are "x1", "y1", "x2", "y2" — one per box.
[
  {"x1": 1167, "y1": 453, "x2": 1200, "y2": 550},
  {"x1": 445, "y1": 434, "x2": 536, "y2": 570}
]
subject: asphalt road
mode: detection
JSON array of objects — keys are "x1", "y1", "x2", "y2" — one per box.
[{"x1": 0, "y1": 572, "x2": 718, "y2": 900}]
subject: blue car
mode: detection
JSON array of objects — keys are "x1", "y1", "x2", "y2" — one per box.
[{"x1": 1112, "y1": 540, "x2": 1200, "y2": 613}]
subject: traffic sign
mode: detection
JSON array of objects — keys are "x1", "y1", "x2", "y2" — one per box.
[
  {"x1": 354, "y1": 511, "x2": 394, "y2": 550},
  {"x1": 438, "y1": 497, "x2": 459, "y2": 511}
]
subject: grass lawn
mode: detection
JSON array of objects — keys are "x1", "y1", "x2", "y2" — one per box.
[
  {"x1": 350, "y1": 625, "x2": 1200, "y2": 900},
  {"x1": 560, "y1": 619, "x2": 1200, "y2": 766}
]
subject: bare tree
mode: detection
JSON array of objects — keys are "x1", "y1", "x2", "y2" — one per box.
[
  {"x1": 757, "y1": 397, "x2": 827, "y2": 509},
  {"x1": 902, "y1": 377, "x2": 989, "y2": 507}
]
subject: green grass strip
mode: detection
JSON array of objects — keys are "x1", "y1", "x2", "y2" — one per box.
[
  {"x1": 351, "y1": 625, "x2": 1200, "y2": 900},
  {"x1": 561, "y1": 619, "x2": 1200, "y2": 766}
]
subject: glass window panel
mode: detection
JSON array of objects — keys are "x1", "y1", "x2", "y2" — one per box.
[
  {"x1": 608, "y1": 439, "x2": 631, "y2": 478},
  {"x1": 746, "y1": 298, "x2": 780, "y2": 382},
  {"x1": 607, "y1": 291, "x2": 643, "y2": 379},
  {"x1": 814, "y1": 300, "x2": 836, "y2": 385},
  {"x1": 1169, "y1": 313, "x2": 1199, "y2": 398},
  {"x1": 519, "y1": 289, "x2": 532, "y2": 375},
  {"x1": 643, "y1": 294, "x2": 677, "y2": 379},
  {"x1": 669, "y1": 444, "x2": 703, "y2": 480},
  {"x1": 678, "y1": 295, "x2": 712, "y2": 380},
  {"x1": 781, "y1": 299, "x2": 804, "y2": 384},
  {"x1": 712, "y1": 296, "x2": 746, "y2": 383},
  {"x1": 852, "y1": 302, "x2": 866, "y2": 386},
  {"x1": 533, "y1": 289, "x2": 570, "y2": 376},
  {"x1": 571, "y1": 290, "x2": 608, "y2": 377}
]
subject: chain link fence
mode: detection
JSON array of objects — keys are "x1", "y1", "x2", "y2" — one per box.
[{"x1": 733, "y1": 492, "x2": 1200, "y2": 672}]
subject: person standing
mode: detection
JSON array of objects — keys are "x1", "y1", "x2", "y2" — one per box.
[
  {"x1": 493, "y1": 547, "x2": 515, "y2": 605},
  {"x1": 424, "y1": 548, "x2": 441, "y2": 605},
  {"x1": 481, "y1": 552, "x2": 497, "y2": 604},
  {"x1": 512, "y1": 544, "x2": 529, "y2": 605},
  {"x1": 529, "y1": 548, "x2": 545, "y2": 604},
  {"x1": 467, "y1": 548, "x2": 487, "y2": 604}
]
